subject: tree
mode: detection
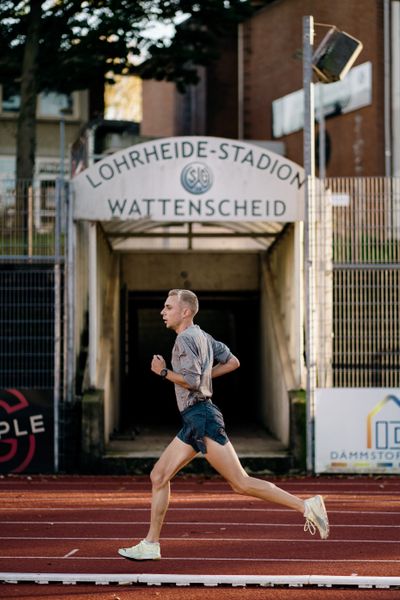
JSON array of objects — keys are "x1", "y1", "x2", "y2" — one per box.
[{"x1": 0, "y1": 0, "x2": 260, "y2": 185}]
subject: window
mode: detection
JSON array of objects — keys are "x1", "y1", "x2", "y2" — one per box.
[
  {"x1": 38, "y1": 91, "x2": 73, "y2": 117},
  {"x1": 1, "y1": 85, "x2": 74, "y2": 117},
  {"x1": 2, "y1": 85, "x2": 20, "y2": 113}
]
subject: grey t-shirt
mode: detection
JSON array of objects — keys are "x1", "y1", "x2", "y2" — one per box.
[{"x1": 171, "y1": 324, "x2": 232, "y2": 412}]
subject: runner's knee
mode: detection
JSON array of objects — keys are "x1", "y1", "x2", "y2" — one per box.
[
  {"x1": 229, "y1": 474, "x2": 252, "y2": 495},
  {"x1": 230, "y1": 475, "x2": 277, "y2": 496},
  {"x1": 150, "y1": 465, "x2": 169, "y2": 489}
]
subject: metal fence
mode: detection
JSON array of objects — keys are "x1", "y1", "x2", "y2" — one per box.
[
  {"x1": 315, "y1": 177, "x2": 400, "y2": 388},
  {"x1": 0, "y1": 266, "x2": 63, "y2": 389},
  {"x1": 2, "y1": 175, "x2": 400, "y2": 472},
  {"x1": 0, "y1": 177, "x2": 68, "y2": 471},
  {"x1": 0, "y1": 177, "x2": 65, "y2": 260},
  {"x1": 0, "y1": 178, "x2": 65, "y2": 385}
]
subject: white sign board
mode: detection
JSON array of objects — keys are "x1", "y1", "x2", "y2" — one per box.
[
  {"x1": 273, "y1": 61, "x2": 372, "y2": 137},
  {"x1": 315, "y1": 388, "x2": 400, "y2": 474},
  {"x1": 73, "y1": 136, "x2": 305, "y2": 222}
]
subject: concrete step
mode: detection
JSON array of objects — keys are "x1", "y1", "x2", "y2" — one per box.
[{"x1": 102, "y1": 426, "x2": 293, "y2": 475}]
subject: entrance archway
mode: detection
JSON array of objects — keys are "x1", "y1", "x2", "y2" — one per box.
[{"x1": 72, "y1": 136, "x2": 306, "y2": 451}]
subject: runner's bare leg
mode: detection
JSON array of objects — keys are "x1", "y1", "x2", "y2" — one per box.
[
  {"x1": 145, "y1": 437, "x2": 197, "y2": 542},
  {"x1": 204, "y1": 437, "x2": 305, "y2": 513}
]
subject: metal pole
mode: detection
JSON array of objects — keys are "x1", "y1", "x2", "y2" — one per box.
[
  {"x1": 88, "y1": 222, "x2": 97, "y2": 388},
  {"x1": 53, "y1": 179, "x2": 62, "y2": 474},
  {"x1": 392, "y1": 2, "x2": 400, "y2": 178},
  {"x1": 303, "y1": 15, "x2": 316, "y2": 473},
  {"x1": 52, "y1": 114, "x2": 67, "y2": 473},
  {"x1": 66, "y1": 184, "x2": 75, "y2": 403},
  {"x1": 238, "y1": 23, "x2": 244, "y2": 140},
  {"x1": 318, "y1": 85, "x2": 326, "y2": 179},
  {"x1": 60, "y1": 115, "x2": 65, "y2": 181},
  {"x1": 383, "y1": 0, "x2": 392, "y2": 177}
]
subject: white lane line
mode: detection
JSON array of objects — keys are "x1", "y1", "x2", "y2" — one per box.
[
  {"x1": 63, "y1": 549, "x2": 79, "y2": 558},
  {"x1": 0, "y1": 507, "x2": 399, "y2": 514},
  {"x1": 2, "y1": 520, "x2": 400, "y2": 528},
  {"x1": 0, "y1": 479, "x2": 388, "y2": 483},
  {"x1": 1, "y1": 480, "x2": 399, "y2": 487},
  {"x1": 0, "y1": 496, "x2": 397, "y2": 501},
  {"x1": 0, "y1": 536, "x2": 399, "y2": 543},
  {"x1": 1, "y1": 555, "x2": 400, "y2": 564}
]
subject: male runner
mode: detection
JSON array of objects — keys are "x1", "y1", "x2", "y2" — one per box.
[{"x1": 118, "y1": 289, "x2": 329, "y2": 560}]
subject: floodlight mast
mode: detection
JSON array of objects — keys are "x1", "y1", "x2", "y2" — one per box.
[{"x1": 303, "y1": 16, "x2": 363, "y2": 473}]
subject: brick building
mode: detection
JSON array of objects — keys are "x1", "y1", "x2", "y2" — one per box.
[{"x1": 142, "y1": 0, "x2": 399, "y2": 178}]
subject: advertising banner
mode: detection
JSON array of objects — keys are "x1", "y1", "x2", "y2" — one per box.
[
  {"x1": 73, "y1": 136, "x2": 305, "y2": 223},
  {"x1": 315, "y1": 388, "x2": 400, "y2": 474},
  {"x1": 0, "y1": 389, "x2": 54, "y2": 474}
]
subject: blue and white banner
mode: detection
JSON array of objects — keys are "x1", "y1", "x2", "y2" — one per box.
[{"x1": 315, "y1": 388, "x2": 400, "y2": 474}]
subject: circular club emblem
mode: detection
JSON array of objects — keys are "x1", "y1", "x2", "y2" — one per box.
[
  {"x1": 0, "y1": 389, "x2": 35, "y2": 473},
  {"x1": 180, "y1": 162, "x2": 213, "y2": 195},
  {"x1": 0, "y1": 389, "x2": 51, "y2": 474}
]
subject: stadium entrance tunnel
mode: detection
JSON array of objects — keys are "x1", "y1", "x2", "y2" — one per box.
[
  {"x1": 72, "y1": 136, "x2": 306, "y2": 472},
  {"x1": 75, "y1": 225, "x2": 305, "y2": 473},
  {"x1": 121, "y1": 276, "x2": 260, "y2": 433}
]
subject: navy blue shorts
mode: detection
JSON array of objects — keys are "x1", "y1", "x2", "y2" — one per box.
[{"x1": 177, "y1": 401, "x2": 229, "y2": 454}]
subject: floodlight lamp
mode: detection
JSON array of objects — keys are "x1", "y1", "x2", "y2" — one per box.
[{"x1": 312, "y1": 27, "x2": 363, "y2": 84}]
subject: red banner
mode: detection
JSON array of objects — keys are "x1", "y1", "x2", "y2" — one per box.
[{"x1": 0, "y1": 389, "x2": 54, "y2": 473}]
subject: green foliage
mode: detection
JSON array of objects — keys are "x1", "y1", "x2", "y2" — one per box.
[
  {"x1": 0, "y1": 0, "x2": 268, "y2": 181},
  {"x1": 0, "y1": 0, "x2": 261, "y2": 95}
]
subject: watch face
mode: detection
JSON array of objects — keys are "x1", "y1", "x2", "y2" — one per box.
[{"x1": 160, "y1": 368, "x2": 168, "y2": 378}]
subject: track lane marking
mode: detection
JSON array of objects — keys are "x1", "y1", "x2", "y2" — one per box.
[
  {"x1": 0, "y1": 536, "x2": 399, "y2": 543},
  {"x1": 2, "y1": 480, "x2": 400, "y2": 487},
  {"x1": 63, "y1": 549, "x2": 79, "y2": 558},
  {"x1": 1, "y1": 507, "x2": 399, "y2": 514},
  {"x1": 1, "y1": 555, "x2": 400, "y2": 563},
  {"x1": 2, "y1": 520, "x2": 399, "y2": 528}
]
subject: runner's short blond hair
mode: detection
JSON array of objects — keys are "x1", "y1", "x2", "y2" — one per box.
[{"x1": 168, "y1": 289, "x2": 199, "y2": 316}]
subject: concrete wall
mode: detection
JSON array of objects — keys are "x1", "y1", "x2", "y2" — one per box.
[
  {"x1": 267, "y1": 224, "x2": 304, "y2": 388},
  {"x1": 121, "y1": 251, "x2": 259, "y2": 291},
  {"x1": 260, "y1": 273, "x2": 291, "y2": 444},
  {"x1": 74, "y1": 222, "x2": 89, "y2": 375},
  {"x1": 259, "y1": 226, "x2": 304, "y2": 444},
  {"x1": 97, "y1": 227, "x2": 120, "y2": 442}
]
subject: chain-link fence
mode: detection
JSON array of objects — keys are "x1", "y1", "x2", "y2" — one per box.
[
  {"x1": 0, "y1": 177, "x2": 66, "y2": 260},
  {"x1": 314, "y1": 177, "x2": 400, "y2": 389},
  {"x1": 0, "y1": 177, "x2": 70, "y2": 472}
]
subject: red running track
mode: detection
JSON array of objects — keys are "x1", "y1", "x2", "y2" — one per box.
[{"x1": 0, "y1": 474, "x2": 399, "y2": 582}]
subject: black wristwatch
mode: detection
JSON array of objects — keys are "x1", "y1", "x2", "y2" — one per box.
[{"x1": 160, "y1": 368, "x2": 168, "y2": 379}]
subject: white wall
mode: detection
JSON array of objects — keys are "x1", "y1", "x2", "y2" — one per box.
[
  {"x1": 259, "y1": 225, "x2": 304, "y2": 444},
  {"x1": 96, "y1": 227, "x2": 120, "y2": 443}
]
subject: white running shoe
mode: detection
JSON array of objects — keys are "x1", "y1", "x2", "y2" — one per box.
[
  {"x1": 303, "y1": 495, "x2": 330, "y2": 540},
  {"x1": 118, "y1": 539, "x2": 161, "y2": 561}
]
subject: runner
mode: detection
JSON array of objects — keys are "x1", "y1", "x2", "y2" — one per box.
[{"x1": 118, "y1": 289, "x2": 329, "y2": 561}]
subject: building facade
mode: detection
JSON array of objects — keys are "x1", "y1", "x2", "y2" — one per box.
[{"x1": 142, "y1": 0, "x2": 399, "y2": 178}]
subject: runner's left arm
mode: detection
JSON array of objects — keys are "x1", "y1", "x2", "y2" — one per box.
[{"x1": 212, "y1": 354, "x2": 240, "y2": 379}]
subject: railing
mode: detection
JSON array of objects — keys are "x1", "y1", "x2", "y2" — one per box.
[
  {"x1": 319, "y1": 177, "x2": 400, "y2": 388},
  {"x1": 0, "y1": 177, "x2": 65, "y2": 261}
]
